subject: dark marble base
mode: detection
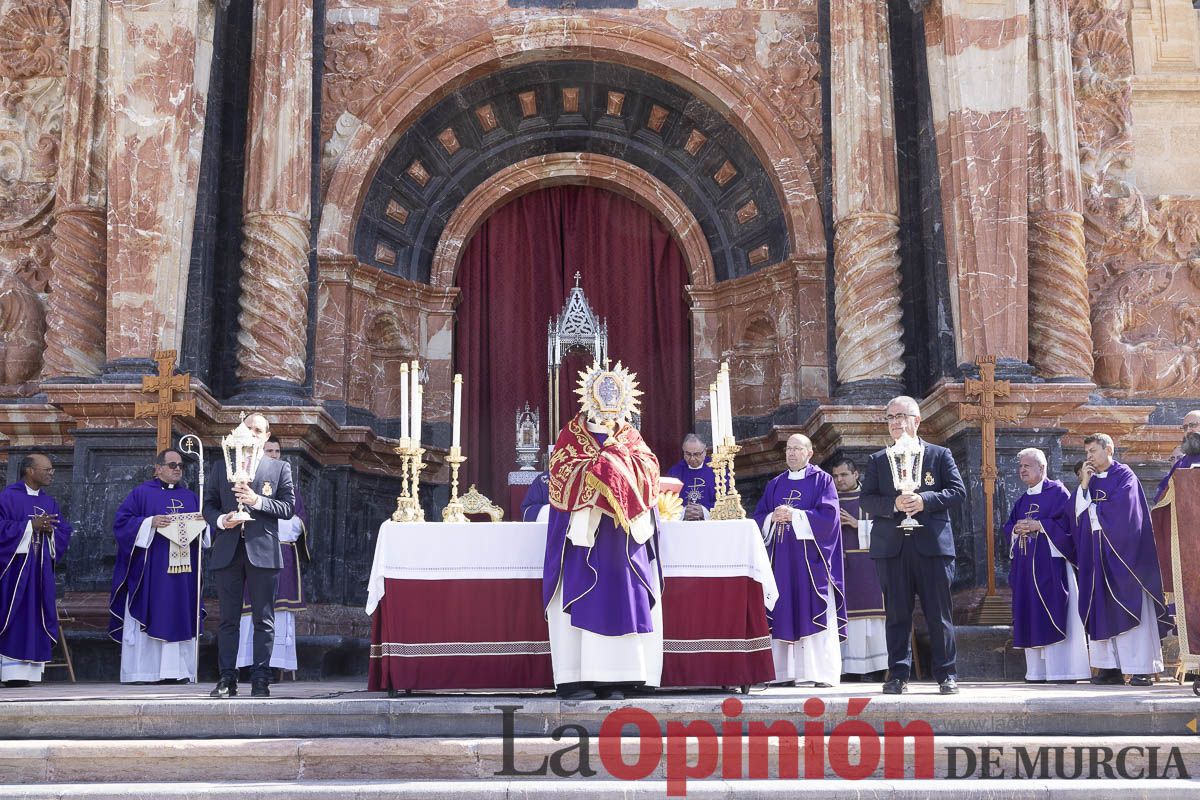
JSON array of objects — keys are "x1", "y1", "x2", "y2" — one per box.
[
  {"x1": 101, "y1": 358, "x2": 159, "y2": 382},
  {"x1": 228, "y1": 378, "x2": 311, "y2": 406},
  {"x1": 833, "y1": 378, "x2": 906, "y2": 406}
]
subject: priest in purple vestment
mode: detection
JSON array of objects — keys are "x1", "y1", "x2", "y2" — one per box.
[
  {"x1": 664, "y1": 434, "x2": 717, "y2": 520},
  {"x1": 543, "y1": 362, "x2": 662, "y2": 701},
  {"x1": 1004, "y1": 448, "x2": 1090, "y2": 683},
  {"x1": 753, "y1": 433, "x2": 845, "y2": 687},
  {"x1": 109, "y1": 449, "x2": 206, "y2": 683},
  {"x1": 831, "y1": 458, "x2": 886, "y2": 681},
  {"x1": 1074, "y1": 433, "x2": 1171, "y2": 686},
  {"x1": 520, "y1": 471, "x2": 550, "y2": 521},
  {"x1": 1154, "y1": 432, "x2": 1200, "y2": 505},
  {"x1": 0, "y1": 453, "x2": 72, "y2": 686}
]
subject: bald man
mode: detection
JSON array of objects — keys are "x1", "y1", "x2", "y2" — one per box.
[{"x1": 752, "y1": 434, "x2": 845, "y2": 687}]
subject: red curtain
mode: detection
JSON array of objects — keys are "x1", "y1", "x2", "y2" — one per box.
[{"x1": 455, "y1": 186, "x2": 692, "y2": 509}]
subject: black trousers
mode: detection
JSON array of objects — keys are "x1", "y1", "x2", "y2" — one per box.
[
  {"x1": 215, "y1": 537, "x2": 280, "y2": 682},
  {"x1": 874, "y1": 537, "x2": 957, "y2": 682}
]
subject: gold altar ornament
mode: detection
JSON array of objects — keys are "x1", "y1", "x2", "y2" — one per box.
[{"x1": 575, "y1": 360, "x2": 641, "y2": 429}]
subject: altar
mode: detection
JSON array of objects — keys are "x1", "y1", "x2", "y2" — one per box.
[{"x1": 366, "y1": 519, "x2": 777, "y2": 692}]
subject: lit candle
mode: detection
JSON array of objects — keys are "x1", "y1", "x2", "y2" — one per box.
[
  {"x1": 709, "y1": 382, "x2": 720, "y2": 447},
  {"x1": 400, "y1": 362, "x2": 410, "y2": 444},
  {"x1": 452, "y1": 374, "x2": 463, "y2": 450},
  {"x1": 410, "y1": 359, "x2": 420, "y2": 443}
]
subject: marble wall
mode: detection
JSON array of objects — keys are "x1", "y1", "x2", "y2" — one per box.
[{"x1": 0, "y1": 0, "x2": 1196, "y2": 609}]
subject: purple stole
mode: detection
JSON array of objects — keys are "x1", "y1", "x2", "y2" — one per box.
[
  {"x1": 244, "y1": 491, "x2": 308, "y2": 613},
  {"x1": 1072, "y1": 461, "x2": 1171, "y2": 641},
  {"x1": 837, "y1": 489, "x2": 884, "y2": 619},
  {"x1": 108, "y1": 480, "x2": 203, "y2": 644},
  {"x1": 665, "y1": 460, "x2": 718, "y2": 510},
  {"x1": 1004, "y1": 480, "x2": 1074, "y2": 649},
  {"x1": 752, "y1": 465, "x2": 846, "y2": 641},
  {"x1": 0, "y1": 482, "x2": 72, "y2": 663}
]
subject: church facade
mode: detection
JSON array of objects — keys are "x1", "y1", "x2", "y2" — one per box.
[{"x1": 0, "y1": 0, "x2": 1197, "y2": 617}]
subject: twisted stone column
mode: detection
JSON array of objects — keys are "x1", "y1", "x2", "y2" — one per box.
[
  {"x1": 1028, "y1": 0, "x2": 1093, "y2": 380},
  {"x1": 44, "y1": 0, "x2": 106, "y2": 379},
  {"x1": 235, "y1": 0, "x2": 313, "y2": 389},
  {"x1": 44, "y1": 206, "x2": 106, "y2": 377},
  {"x1": 830, "y1": 0, "x2": 906, "y2": 387}
]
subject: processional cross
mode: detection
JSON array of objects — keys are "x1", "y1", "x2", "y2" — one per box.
[
  {"x1": 959, "y1": 355, "x2": 1020, "y2": 624},
  {"x1": 134, "y1": 350, "x2": 197, "y2": 453}
]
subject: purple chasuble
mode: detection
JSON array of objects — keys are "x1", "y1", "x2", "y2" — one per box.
[
  {"x1": 244, "y1": 490, "x2": 308, "y2": 613},
  {"x1": 837, "y1": 489, "x2": 885, "y2": 619},
  {"x1": 665, "y1": 460, "x2": 718, "y2": 510},
  {"x1": 521, "y1": 472, "x2": 550, "y2": 521},
  {"x1": 1154, "y1": 454, "x2": 1200, "y2": 504},
  {"x1": 1072, "y1": 461, "x2": 1171, "y2": 641},
  {"x1": 752, "y1": 466, "x2": 846, "y2": 642},
  {"x1": 542, "y1": 433, "x2": 661, "y2": 637},
  {"x1": 108, "y1": 480, "x2": 204, "y2": 644},
  {"x1": 1004, "y1": 479, "x2": 1075, "y2": 649},
  {"x1": 0, "y1": 482, "x2": 72, "y2": 664}
]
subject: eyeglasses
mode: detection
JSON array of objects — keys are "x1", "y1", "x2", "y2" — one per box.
[
  {"x1": 161, "y1": 462, "x2": 184, "y2": 469},
  {"x1": 1182, "y1": 422, "x2": 1200, "y2": 432},
  {"x1": 884, "y1": 413, "x2": 916, "y2": 422}
]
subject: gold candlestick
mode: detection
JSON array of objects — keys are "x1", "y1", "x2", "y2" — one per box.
[
  {"x1": 391, "y1": 439, "x2": 426, "y2": 522},
  {"x1": 442, "y1": 446, "x2": 468, "y2": 523},
  {"x1": 710, "y1": 439, "x2": 745, "y2": 520}
]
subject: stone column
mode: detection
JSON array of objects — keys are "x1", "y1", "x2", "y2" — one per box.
[
  {"x1": 235, "y1": 0, "x2": 313, "y2": 395},
  {"x1": 924, "y1": 0, "x2": 1031, "y2": 371},
  {"x1": 104, "y1": 0, "x2": 214, "y2": 377},
  {"x1": 1027, "y1": 0, "x2": 1092, "y2": 381},
  {"x1": 44, "y1": 0, "x2": 107, "y2": 380},
  {"x1": 830, "y1": 0, "x2": 907, "y2": 393}
]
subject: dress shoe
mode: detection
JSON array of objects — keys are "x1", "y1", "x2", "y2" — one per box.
[
  {"x1": 882, "y1": 678, "x2": 908, "y2": 694},
  {"x1": 1024, "y1": 678, "x2": 1046, "y2": 684},
  {"x1": 251, "y1": 678, "x2": 270, "y2": 697},
  {"x1": 812, "y1": 682, "x2": 833, "y2": 689},
  {"x1": 938, "y1": 677, "x2": 960, "y2": 695},
  {"x1": 209, "y1": 676, "x2": 238, "y2": 698},
  {"x1": 1129, "y1": 674, "x2": 1154, "y2": 687},
  {"x1": 595, "y1": 686, "x2": 625, "y2": 701},
  {"x1": 3, "y1": 679, "x2": 30, "y2": 688},
  {"x1": 555, "y1": 683, "x2": 597, "y2": 701},
  {"x1": 1090, "y1": 668, "x2": 1124, "y2": 686}
]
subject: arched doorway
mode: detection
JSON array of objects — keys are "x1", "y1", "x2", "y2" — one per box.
[{"x1": 455, "y1": 185, "x2": 691, "y2": 505}]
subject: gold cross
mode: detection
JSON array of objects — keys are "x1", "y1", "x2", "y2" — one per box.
[{"x1": 134, "y1": 350, "x2": 196, "y2": 454}]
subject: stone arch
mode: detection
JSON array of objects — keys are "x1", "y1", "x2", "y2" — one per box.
[
  {"x1": 317, "y1": 19, "x2": 823, "y2": 266},
  {"x1": 430, "y1": 153, "x2": 715, "y2": 289}
]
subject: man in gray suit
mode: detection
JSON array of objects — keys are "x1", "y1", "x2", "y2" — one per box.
[{"x1": 204, "y1": 413, "x2": 295, "y2": 698}]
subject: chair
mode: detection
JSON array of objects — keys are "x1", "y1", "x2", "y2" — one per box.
[{"x1": 46, "y1": 603, "x2": 76, "y2": 683}]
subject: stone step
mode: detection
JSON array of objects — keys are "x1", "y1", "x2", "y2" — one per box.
[
  {"x1": 5, "y1": 779, "x2": 1200, "y2": 800},
  {"x1": 1, "y1": 735, "x2": 1197, "y2": 784},
  {"x1": 1, "y1": 684, "x2": 1196, "y2": 739}
]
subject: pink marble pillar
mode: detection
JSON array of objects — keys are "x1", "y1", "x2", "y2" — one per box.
[
  {"x1": 44, "y1": 0, "x2": 107, "y2": 379},
  {"x1": 236, "y1": 0, "x2": 313, "y2": 389},
  {"x1": 1027, "y1": 0, "x2": 1092, "y2": 380},
  {"x1": 925, "y1": 0, "x2": 1030, "y2": 366},
  {"x1": 830, "y1": 0, "x2": 906, "y2": 386},
  {"x1": 104, "y1": 0, "x2": 214, "y2": 370}
]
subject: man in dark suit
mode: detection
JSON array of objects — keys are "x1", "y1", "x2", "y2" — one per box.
[
  {"x1": 203, "y1": 413, "x2": 295, "y2": 698},
  {"x1": 860, "y1": 396, "x2": 966, "y2": 695}
]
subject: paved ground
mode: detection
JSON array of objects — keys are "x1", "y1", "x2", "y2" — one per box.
[{"x1": 1, "y1": 678, "x2": 1193, "y2": 703}]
